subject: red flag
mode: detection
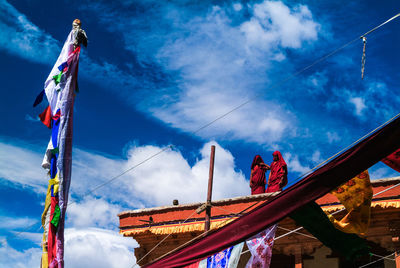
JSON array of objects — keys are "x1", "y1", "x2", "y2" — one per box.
[{"x1": 39, "y1": 105, "x2": 52, "y2": 129}]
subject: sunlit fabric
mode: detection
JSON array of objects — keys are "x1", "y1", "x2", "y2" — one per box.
[{"x1": 328, "y1": 170, "x2": 373, "y2": 235}]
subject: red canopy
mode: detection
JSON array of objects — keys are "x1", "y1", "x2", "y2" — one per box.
[{"x1": 144, "y1": 116, "x2": 400, "y2": 268}]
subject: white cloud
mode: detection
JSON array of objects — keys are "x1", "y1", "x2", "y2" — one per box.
[
  {"x1": 0, "y1": 141, "x2": 48, "y2": 193},
  {"x1": 144, "y1": 0, "x2": 320, "y2": 146},
  {"x1": 233, "y1": 3, "x2": 242, "y2": 12},
  {"x1": 283, "y1": 152, "x2": 310, "y2": 175},
  {"x1": 0, "y1": 228, "x2": 138, "y2": 268},
  {"x1": 306, "y1": 71, "x2": 328, "y2": 95},
  {"x1": 0, "y1": 216, "x2": 35, "y2": 230},
  {"x1": 348, "y1": 96, "x2": 366, "y2": 116},
  {"x1": 64, "y1": 228, "x2": 137, "y2": 268},
  {"x1": 242, "y1": 1, "x2": 319, "y2": 49},
  {"x1": 123, "y1": 141, "x2": 249, "y2": 206},
  {"x1": 311, "y1": 150, "x2": 323, "y2": 164},
  {"x1": 326, "y1": 131, "x2": 341, "y2": 144},
  {"x1": 67, "y1": 197, "x2": 122, "y2": 229},
  {"x1": 0, "y1": 241, "x2": 41, "y2": 268},
  {"x1": 0, "y1": 0, "x2": 60, "y2": 64}
]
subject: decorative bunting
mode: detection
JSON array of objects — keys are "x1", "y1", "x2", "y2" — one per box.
[{"x1": 245, "y1": 225, "x2": 277, "y2": 268}]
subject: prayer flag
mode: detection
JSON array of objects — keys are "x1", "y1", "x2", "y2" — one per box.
[
  {"x1": 40, "y1": 28, "x2": 81, "y2": 268},
  {"x1": 39, "y1": 105, "x2": 52, "y2": 129},
  {"x1": 328, "y1": 170, "x2": 373, "y2": 235},
  {"x1": 245, "y1": 225, "x2": 277, "y2": 268},
  {"x1": 185, "y1": 243, "x2": 244, "y2": 268},
  {"x1": 206, "y1": 242, "x2": 244, "y2": 268}
]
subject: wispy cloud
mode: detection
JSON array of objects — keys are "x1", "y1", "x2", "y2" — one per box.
[
  {"x1": 134, "y1": 1, "x2": 320, "y2": 146},
  {"x1": 0, "y1": 216, "x2": 35, "y2": 230},
  {"x1": 0, "y1": 140, "x2": 48, "y2": 194},
  {"x1": 0, "y1": 0, "x2": 59, "y2": 64},
  {"x1": 0, "y1": 0, "x2": 140, "y2": 98}
]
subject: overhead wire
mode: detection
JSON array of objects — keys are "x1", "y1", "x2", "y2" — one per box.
[{"x1": 359, "y1": 252, "x2": 396, "y2": 268}]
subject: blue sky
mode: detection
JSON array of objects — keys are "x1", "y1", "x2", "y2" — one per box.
[{"x1": 0, "y1": 0, "x2": 399, "y2": 267}]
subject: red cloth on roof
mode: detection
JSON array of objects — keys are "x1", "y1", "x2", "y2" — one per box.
[
  {"x1": 266, "y1": 151, "x2": 287, "y2": 193},
  {"x1": 382, "y1": 147, "x2": 400, "y2": 172},
  {"x1": 143, "y1": 115, "x2": 400, "y2": 268},
  {"x1": 250, "y1": 155, "x2": 268, "y2": 195}
]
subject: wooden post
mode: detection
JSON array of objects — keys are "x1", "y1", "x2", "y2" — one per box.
[
  {"x1": 294, "y1": 246, "x2": 302, "y2": 268},
  {"x1": 205, "y1": 145, "x2": 216, "y2": 232}
]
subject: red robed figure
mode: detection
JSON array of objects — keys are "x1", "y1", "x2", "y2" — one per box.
[
  {"x1": 250, "y1": 155, "x2": 270, "y2": 195},
  {"x1": 266, "y1": 151, "x2": 288, "y2": 193}
]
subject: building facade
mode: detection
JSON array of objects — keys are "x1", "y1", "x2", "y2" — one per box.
[{"x1": 118, "y1": 177, "x2": 400, "y2": 267}]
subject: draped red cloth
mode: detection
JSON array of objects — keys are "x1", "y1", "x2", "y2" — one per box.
[
  {"x1": 382, "y1": 148, "x2": 400, "y2": 172},
  {"x1": 250, "y1": 155, "x2": 267, "y2": 194},
  {"x1": 143, "y1": 115, "x2": 400, "y2": 268},
  {"x1": 266, "y1": 151, "x2": 287, "y2": 193}
]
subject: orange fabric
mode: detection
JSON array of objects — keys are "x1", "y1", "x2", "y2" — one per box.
[{"x1": 327, "y1": 170, "x2": 373, "y2": 235}]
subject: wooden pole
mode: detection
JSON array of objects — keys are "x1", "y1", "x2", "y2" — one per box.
[{"x1": 205, "y1": 145, "x2": 216, "y2": 232}]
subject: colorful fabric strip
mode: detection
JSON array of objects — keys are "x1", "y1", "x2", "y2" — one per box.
[
  {"x1": 207, "y1": 246, "x2": 233, "y2": 268},
  {"x1": 41, "y1": 29, "x2": 81, "y2": 268},
  {"x1": 245, "y1": 225, "x2": 277, "y2": 268},
  {"x1": 58, "y1": 61, "x2": 68, "y2": 72}
]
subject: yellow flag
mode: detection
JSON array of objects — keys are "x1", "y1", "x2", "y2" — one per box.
[{"x1": 327, "y1": 170, "x2": 373, "y2": 235}]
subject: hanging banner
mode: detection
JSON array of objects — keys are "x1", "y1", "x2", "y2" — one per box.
[
  {"x1": 39, "y1": 20, "x2": 86, "y2": 268},
  {"x1": 245, "y1": 225, "x2": 277, "y2": 268}
]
